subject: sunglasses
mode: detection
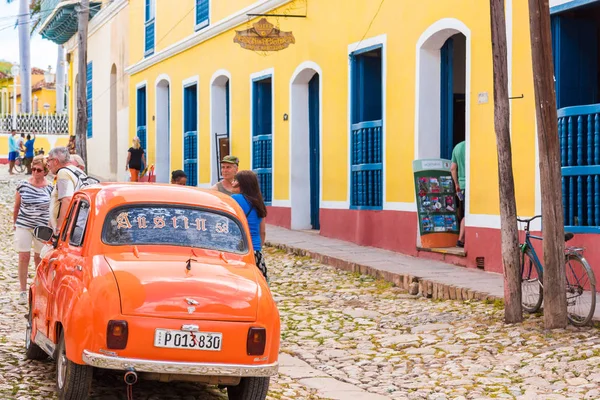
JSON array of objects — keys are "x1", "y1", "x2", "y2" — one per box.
[{"x1": 32, "y1": 168, "x2": 45, "y2": 173}]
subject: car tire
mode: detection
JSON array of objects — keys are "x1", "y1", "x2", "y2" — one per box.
[
  {"x1": 56, "y1": 332, "x2": 93, "y2": 400},
  {"x1": 25, "y1": 306, "x2": 48, "y2": 360},
  {"x1": 227, "y1": 377, "x2": 270, "y2": 400}
]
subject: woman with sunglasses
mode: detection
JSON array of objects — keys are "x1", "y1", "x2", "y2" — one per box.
[
  {"x1": 231, "y1": 170, "x2": 268, "y2": 281},
  {"x1": 12, "y1": 155, "x2": 53, "y2": 304}
]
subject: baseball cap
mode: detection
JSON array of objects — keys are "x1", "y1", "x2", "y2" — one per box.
[{"x1": 221, "y1": 155, "x2": 239, "y2": 165}]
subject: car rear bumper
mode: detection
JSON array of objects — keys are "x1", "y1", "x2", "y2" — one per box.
[{"x1": 82, "y1": 350, "x2": 278, "y2": 377}]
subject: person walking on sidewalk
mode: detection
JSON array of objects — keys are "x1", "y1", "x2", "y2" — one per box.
[
  {"x1": 126, "y1": 137, "x2": 145, "y2": 182},
  {"x1": 8, "y1": 130, "x2": 19, "y2": 175},
  {"x1": 211, "y1": 155, "x2": 239, "y2": 195},
  {"x1": 451, "y1": 141, "x2": 466, "y2": 248},
  {"x1": 23, "y1": 134, "x2": 35, "y2": 175},
  {"x1": 12, "y1": 155, "x2": 52, "y2": 304},
  {"x1": 232, "y1": 170, "x2": 268, "y2": 281}
]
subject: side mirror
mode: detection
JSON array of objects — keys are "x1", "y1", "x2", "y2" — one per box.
[{"x1": 34, "y1": 226, "x2": 54, "y2": 242}]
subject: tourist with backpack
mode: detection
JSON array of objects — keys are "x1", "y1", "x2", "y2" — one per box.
[{"x1": 47, "y1": 147, "x2": 99, "y2": 233}]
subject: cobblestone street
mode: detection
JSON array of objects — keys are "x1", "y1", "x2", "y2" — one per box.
[{"x1": 2, "y1": 175, "x2": 600, "y2": 399}]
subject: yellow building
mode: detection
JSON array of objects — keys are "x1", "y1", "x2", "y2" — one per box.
[
  {"x1": 0, "y1": 67, "x2": 68, "y2": 162},
  {"x1": 5, "y1": 68, "x2": 60, "y2": 114},
  {"x1": 123, "y1": 0, "x2": 525, "y2": 272},
  {"x1": 49, "y1": 0, "x2": 599, "y2": 276}
]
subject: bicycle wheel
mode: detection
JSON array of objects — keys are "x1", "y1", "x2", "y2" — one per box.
[
  {"x1": 14, "y1": 158, "x2": 25, "y2": 173},
  {"x1": 565, "y1": 253, "x2": 596, "y2": 326},
  {"x1": 522, "y1": 249, "x2": 544, "y2": 313}
]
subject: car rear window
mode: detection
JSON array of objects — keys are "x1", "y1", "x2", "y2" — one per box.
[{"x1": 103, "y1": 205, "x2": 247, "y2": 253}]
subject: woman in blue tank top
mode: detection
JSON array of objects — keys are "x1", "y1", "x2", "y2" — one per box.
[{"x1": 231, "y1": 170, "x2": 268, "y2": 281}]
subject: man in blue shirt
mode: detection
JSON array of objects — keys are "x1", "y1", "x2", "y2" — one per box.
[
  {"x1": 24, "y1": 134, "x2": 35, "y2": 174},
  {"x1": 8, "y1": 130, "x2": 19, "y2": 175}
]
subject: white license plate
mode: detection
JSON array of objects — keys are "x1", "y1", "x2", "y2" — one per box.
[{"x1": 154, "y1": 329, "x2": 222, "y2": 351}]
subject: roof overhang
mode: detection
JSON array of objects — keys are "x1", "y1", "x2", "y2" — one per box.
[{"x1": 39, "y1": 0, "x2": 102, "y2": 45}]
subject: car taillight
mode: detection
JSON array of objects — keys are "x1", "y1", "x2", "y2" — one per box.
[
  {"x1": 247, "y1": 327, "x2": 266, "y2": 355},
  {"x1": 107, "y1": 320, "x2": 128, "y2": 350}
]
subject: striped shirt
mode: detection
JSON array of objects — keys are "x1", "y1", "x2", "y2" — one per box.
[{"x1": 16, "y1": 180, "x2": 53, "y2": 229}]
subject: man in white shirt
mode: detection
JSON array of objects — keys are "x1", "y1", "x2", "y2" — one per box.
[{"x1": 47, "y1": 147, "x2": 76, "y2": 233}]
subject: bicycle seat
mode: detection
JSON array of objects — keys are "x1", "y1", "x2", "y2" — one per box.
[{"x1": 565, "y1": 232, "x2": 574, "y2": 242}]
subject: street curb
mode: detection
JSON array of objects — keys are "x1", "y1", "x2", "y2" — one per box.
[{"x1": 266, "y1": 241, "x2": 503, "y2": 303}]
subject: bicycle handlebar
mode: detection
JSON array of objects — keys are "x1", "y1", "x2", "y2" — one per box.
[{"x1": 517, "y1": 215, "x2": 542, "y2": 223}]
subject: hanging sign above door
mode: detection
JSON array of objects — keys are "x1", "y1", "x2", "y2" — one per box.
[{"x1": 234, "y1": 18, "x2": 295, "y2": 51}]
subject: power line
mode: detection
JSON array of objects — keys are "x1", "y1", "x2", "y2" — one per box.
[
  {"x1": 0, "y1": 5, "x2": 100, "y2": 33},
  {"x1": 352, "y1": 0, "x2": 386, "y2": 53},
  {"x1": 0, "y1": 4, "x2": 99, "y2": 23}
]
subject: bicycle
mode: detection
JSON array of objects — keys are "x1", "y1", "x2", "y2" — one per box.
[
  {"x1": 518, "y1": 215, "x2": 597, "y2": 326},
  {"x1": 13, "y1": 154, "x2": 26, "y2": 174}
]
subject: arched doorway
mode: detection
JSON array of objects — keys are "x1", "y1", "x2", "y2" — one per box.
[
  {"x1": 109, "y1": 64, "x2": 118, "y2": 179},
  {"x1": 415, "y1": 19, "x2": 471, "y2": 247},
  {"x1": 210, "y1": 72, "x2": 231, "y2": 185},
  {"x1": 415, "y1": 21, "x2": 470, "y2": 162},
  {"x1": 290, "y1": 63, "x2": 322, "y2": 230},
  {"x1": 155, "y1": 77, "x2": 171, "y2": 183}
]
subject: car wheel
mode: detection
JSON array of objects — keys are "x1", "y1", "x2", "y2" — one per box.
[
  {"x1": 56, "y1": 332, "x2": 93, "y2": 400},
  {"x1": 227, "y1": 377, "x2": 270, "y2": 400},
  {"x1": 25, "y1": 306, "x2": 48, "y2": 360}
]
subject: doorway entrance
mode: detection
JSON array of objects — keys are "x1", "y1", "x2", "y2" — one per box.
[
  {"x1": 156, "y1": 78, "x2": 170, "y2": 183},
  {"x1": 252, "y1": 76, "x2": 273, "y2": 204},
  {"x1": 290, "y1": 65, "x2": 321, "y2": 230},
  {"x1": 440, "y1": 34, "x2": 466, "y2": 160},
  {"x1": 183, "y1": 83, "x2": 198, "y2": 186},
  {"x1": 211, "y1": 74, "x2": 230, "y2": 184},
  {"x1": 415, "y1": 25, "x2": 469, "y2": 162}
]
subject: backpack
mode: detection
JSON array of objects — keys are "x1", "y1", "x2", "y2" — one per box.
[{"x1": 59, "y1": 166, "x2": 100, "y2": 191}]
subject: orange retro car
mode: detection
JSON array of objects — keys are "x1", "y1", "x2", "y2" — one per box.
[{"x1": 26, "y1": 184, "x2": 280, "y2": 400}]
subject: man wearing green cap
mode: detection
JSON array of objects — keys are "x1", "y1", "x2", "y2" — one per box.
[{"x1": 212, "y1": 155, "x2": 240, "y2": 195}]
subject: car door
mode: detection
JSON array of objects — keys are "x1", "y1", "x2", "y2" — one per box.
[
  {"x1": 47, "y1": 199, "x2": 90, "y2": 338},
  {"x1": 34, "y1": 200, "x2": 79, "y2": 337}
]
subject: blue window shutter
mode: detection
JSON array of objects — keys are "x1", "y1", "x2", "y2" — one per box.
[
  {"x1": 145, "y1": 21, "x2": 155, "y2": 56},
  {"x1": 144, "y1": 0, "x2": 155, "y2": 57},
  {"x1": 183, "y1": 84, "x2": 198, "y2": 186},
  {"x1": 252, "y1": 79, "x2": 272, "y2": 204},
  {"x1": 350, "y1": 49, "x2": 383, "y2": 210},
  {"x1": 86, "y1": 62, "x2": 93, "y2": 139},
  {"x1": 552, "y1": 16, "x2": 598, "y2": 109},
  {"x1": 136, "y1": 86, "x2": 147, "y2": 151},
  {"x1": 196, "y1": 0, "x2": 209, "y2": 29}
]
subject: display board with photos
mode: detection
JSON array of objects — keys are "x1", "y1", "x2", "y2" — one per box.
[{"x1": 412, "y1": 159, "x2": 460, "y2": 236}]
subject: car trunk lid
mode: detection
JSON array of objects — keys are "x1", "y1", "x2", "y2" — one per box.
[{"x1": 104, "y1": 253, "x2": 259, "y2": 322}]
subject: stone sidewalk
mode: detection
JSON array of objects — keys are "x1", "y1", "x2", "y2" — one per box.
[{"x1": 265, "y1": 225, "x2": 600, "y2": 321}]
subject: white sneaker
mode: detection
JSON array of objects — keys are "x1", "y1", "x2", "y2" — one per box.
[{"x1": 18, "y1": 291, "x2": 27, "y2": 305}]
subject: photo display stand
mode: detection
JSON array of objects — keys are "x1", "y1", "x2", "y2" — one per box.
[{"x1": 412, "y1": 159, "x2": 459, "y2": 248}]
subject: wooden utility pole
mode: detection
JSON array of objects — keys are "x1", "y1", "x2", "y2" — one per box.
[
  {"x1": 528, "y1": 0, "x2": 567, "y2": 329},
  {"x1": 489, "y1": 0, "x2": 522, "y2": 323},
  {"x1": 75, "y1": 0, "x2": 89, "y2": 169}
]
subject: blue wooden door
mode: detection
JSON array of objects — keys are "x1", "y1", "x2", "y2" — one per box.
[
  {"x1": 136, "y1": 86, "x2": 147, "y2": 151},
  {"x1": 552, "y1": 16, "x2": 598, "y2": 109},
  {"x1": 252, "y1": 78, "x2": 272, "y2": 204},
  {"x1": 308, "y1": 74, "x2": 320, "y2": 230},
  {"x1": 183, "y1": 84, "x2": 198, "y2": 186},
  {"x1": 440, "y1": 38, "x2": 454, "y2": 160}
]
